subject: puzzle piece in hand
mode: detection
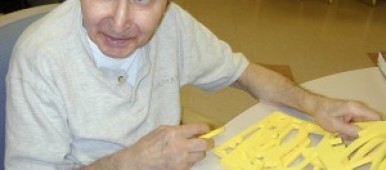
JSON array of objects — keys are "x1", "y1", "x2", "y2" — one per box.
[{"x1": 214, "y1": 111, "x2": 386, "y2": 170}]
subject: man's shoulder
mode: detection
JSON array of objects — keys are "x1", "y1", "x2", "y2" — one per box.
[{"x1": 15, "y1": 1, "x2": 79, "y2": 55}]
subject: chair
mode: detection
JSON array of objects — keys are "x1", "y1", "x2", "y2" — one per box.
[{"x1": 0, "y1": 4, "x2": 58, "y2": 169}]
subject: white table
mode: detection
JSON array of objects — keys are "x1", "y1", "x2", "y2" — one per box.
[{"x1": 192, "y1": 67, "x2": 386, "y2": 170}]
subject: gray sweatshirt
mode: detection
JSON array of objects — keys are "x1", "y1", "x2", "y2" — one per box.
[{"x1": 5, "y1": 0, "x2": 249, "y2": 169}]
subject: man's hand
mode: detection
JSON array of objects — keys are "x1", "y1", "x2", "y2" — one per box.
[
  {"x1": 116, "y1": 124, "x2": 214, "y2": 170},
  {"x1": 313, "y1": 99, "x2": 382, "y2": 139},
  {"x1": 235, "y1": 63, "x2": 383, "y2": 140}
]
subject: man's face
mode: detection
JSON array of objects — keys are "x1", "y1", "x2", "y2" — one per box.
[{"x1": 81, "y1": 0, "x2": 169, "y2": 58}]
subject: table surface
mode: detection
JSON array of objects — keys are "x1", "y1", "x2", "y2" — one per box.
[{"x1": 191, "y1": 67, "x2": 386, "y2": 170}]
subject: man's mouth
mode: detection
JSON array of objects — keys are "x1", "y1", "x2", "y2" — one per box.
[{"x1": 102, "y1": 33, "x2": 133, "y2": 47}]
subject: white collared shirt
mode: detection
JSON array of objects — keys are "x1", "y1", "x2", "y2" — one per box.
[{"x1": 86, "y1": 35, "x2": 139, "y2": 86}]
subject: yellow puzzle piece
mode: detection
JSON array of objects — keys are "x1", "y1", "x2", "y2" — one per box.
[{"x1": 214, "y1": 111, "x2": 386, "y2": 170}]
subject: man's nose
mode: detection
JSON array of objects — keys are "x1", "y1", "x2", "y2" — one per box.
[{"x1": 112, "y1": 0, "x2": 130, "y2": 33}]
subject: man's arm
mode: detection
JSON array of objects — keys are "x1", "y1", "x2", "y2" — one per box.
[
  {"x1": 233, "y1": 63, "x2": 382, "y2": 138},
  {"x1": 77, "y1": 124, "x2": 213, "y2": 170}
]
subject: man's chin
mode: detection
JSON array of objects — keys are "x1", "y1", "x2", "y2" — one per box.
[
  {"x1": 100, "y1": 47, "x2": 135, "y2": 59},
  {"x1": 98, "y1": 39, "x2": 137, "y2": 58}
]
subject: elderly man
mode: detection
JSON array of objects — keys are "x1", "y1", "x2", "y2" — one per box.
[{"x1": 5, "y1": 0, "x2": 381, "y2": 169}]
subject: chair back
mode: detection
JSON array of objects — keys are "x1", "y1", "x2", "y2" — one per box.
[{"x1": 0, "y1": 4, "x2": 58, "y2": 169}]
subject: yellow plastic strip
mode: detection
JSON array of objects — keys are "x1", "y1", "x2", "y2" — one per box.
[
  {"x1": 214, "y1": 111, "x2": 386, "y2": 170},
  {"x1": 200, "y1": 126, "x2": 225, "y2": 139}
]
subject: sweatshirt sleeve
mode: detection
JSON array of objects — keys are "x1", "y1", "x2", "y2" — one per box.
[
  {"x1": 171, "y1": 4, "x2": 249, "y2": 91},
  {"x1": 5, "y1": 45, "x2": 73, "y2": 170}
]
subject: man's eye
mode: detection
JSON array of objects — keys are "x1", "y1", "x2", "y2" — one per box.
[{"x1": 135, "y1": 0, "x2": 152, "y2": 5}]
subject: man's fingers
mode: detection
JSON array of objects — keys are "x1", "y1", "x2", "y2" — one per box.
[
  {"x1": 178, "y1": 124, "x2": 211, "y2": 138},
  {"x1": 188, "y1": 152, "x2": 206, "y2": 163},
  {"x1": 351, "y1": 102, "x2": 382, "y2": 121},
  {"x1": 186, "y1": 138, "x2": 214, "y2": 152},
  {"x1": 359, "y1": 110, "x2": 382, "y2": 121},
  {"x1": 333, "y1": 120, "x2": 360, "y2": 139}
]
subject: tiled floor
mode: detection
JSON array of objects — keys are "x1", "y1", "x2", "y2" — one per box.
[{"x1": 176, "y1": 0, "x2": 386, "y2": 127}]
